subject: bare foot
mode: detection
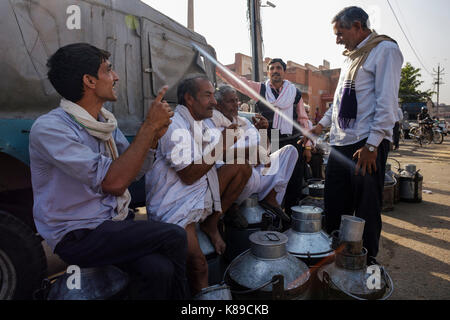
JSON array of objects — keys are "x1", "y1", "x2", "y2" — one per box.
[
  {"x1": 200, "y1": 217, "x2": 226, "y2": 255},
  {"x1": 263, "y1": 189, "x2": 280, "y2": 208}
]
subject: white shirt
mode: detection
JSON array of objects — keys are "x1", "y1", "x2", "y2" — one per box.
[
  {"x1": 319, "y1": 34, "x2": 404, "y2": 147},
  {"x1": 145, "y1": 112, "x2": 219, "y2": 228}
]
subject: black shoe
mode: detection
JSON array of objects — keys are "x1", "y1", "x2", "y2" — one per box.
[
  {"x1": 367, "y1": 256, "x2": 380, "y2": 266},
  {"x1": 259, "y1": 200, "x2": 291, "y2": 223}
]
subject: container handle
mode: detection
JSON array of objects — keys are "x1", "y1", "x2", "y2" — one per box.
[
  {"x1": 323, "y1": 271, "x2": 365, "y2": 300},
  {"x1": 222, "y1": 249, "x2": 281, "y2": 295},
  {"x1": 323, "y1": 266, "x2": 394, "y2": 300},
  {"x1": 265, "y1": 232, "x2": 281, "y2": 242},
  {"x1": 380, "y1": 266, "x2": 395, "y2": 300}
]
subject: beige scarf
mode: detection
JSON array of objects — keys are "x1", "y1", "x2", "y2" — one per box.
[
  {"x1": 338, "y1": 31, "x2": 396, "y2": 129},
  {"x1": 343, "y1": 31, "x2": 395, "y2": 81},
  {"x1": 60, "y1": 99, "x2": 131, "y2": 221}
]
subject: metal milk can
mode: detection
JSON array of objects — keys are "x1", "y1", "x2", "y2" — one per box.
[
  {"x1": 224, "y1": 231, "x2": 311, "y2": 300},
  {"x1": 385, "y1": 163, "x2": 400, "y2": 203},
  {"x1": 317, "y1": 216, "x2": 394, "y2": 300},
  {"x1": 284, "y1": 205, "x2": 335, "y2": 299},
  {"x1": 284, "y1": 206, "x2": 334, "y2": 265},
  {"x1": 382, "y1": 167, "x2": 396, "y2": 212},
  {"x1": 47, "y1": 265, "x2": 129, "y2": 300},
  {"x1": 224, "y1": 196, "x2": 281, "y2": 262},
  {"x1": 196, "y1": 224, "x2": 226, "y2": 285},
  {"x1": 399, "y1": 164, "x2": 423, "y2": 203}
]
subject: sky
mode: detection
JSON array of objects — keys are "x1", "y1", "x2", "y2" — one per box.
[{"x1": 142, "y1": 0, "x2": 450, "y2": 104}]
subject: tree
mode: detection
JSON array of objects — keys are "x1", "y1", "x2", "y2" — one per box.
[{"x1": 399, "y1": 62, "x2": 434, "y2": 103}]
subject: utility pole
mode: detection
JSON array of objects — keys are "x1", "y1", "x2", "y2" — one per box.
[
  {"x1": 432, "y1": 64, "x2": 445, "y2": 117},
  {"x1": 188, "y1": 0, "x2": 194, "y2": 31},
  {"x1": 249, "y1": 0, "x2": 264, "y2": 82}
]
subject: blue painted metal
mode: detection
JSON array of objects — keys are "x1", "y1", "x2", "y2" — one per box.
[
  {"x1": 0, "y1": 121, "x2": 145, "y2": 207},
  {"x1": 0, "y1": 119, "x2": 35, "y2": 165}
]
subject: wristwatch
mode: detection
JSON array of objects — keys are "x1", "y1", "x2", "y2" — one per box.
[{"x1": 365, "y1": 144, "x2": 377, "y2": 152}]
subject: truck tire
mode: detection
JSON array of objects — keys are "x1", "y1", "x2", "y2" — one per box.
[{"x1": 0, "y1": 211, "x2": 47, "y2": 300}]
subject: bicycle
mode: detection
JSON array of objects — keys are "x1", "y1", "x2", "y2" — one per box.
[{"x1": 410, "y1": 122, "x2": 433, "y2": 146}]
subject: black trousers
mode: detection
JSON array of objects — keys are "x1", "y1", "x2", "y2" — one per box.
[
  {"x1": 55, "y1": 218, "x2": 189, "y2": 300},
  {"x1": 324, "y1": 139, "x2": 390, "y2": 259},
  {"x1": 277, "y1": 134, "x2": 305, "y2": 215},
  {"x1": 310, "y1": 151, "x2": 324, "y2": 179},
  {"x1": 393, "y1": 122, "x2": 400, "y2": 149}
]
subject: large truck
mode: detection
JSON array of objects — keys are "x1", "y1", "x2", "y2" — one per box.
[{"x1": 0, "y1": 0, "x2": 216, "y2": 299}]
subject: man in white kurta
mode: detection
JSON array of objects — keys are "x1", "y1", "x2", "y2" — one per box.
[
  {"x1": 145, "y1": 76, "x2": 252, "y2": 295},
  {"x1": 209, "y1": 86, "x2": 298, "y2": 217}
]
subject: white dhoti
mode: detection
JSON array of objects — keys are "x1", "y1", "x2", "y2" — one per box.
[{"x1": 236, "y1": 144, "x2": 298, "y2": 205}]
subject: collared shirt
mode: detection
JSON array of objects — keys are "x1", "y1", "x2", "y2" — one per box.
[
  {"x1": 319, "y1": 34, "x2": 404, "y2": 147},
  {"x1": 29, "y1": 107, "x2": 155, "y2": 251}
]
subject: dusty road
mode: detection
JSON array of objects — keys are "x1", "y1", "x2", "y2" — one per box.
[{"x1": 378, "y1": 138, "x2": 450, "y2": 300}]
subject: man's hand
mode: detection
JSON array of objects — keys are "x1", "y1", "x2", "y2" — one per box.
[
  {"x1": 353, "y1": 146, "x2": 377, "y2": 176},
  {"x1": 299, "y1": 124, "x2": 323, "y2": 146},
  {"x1": 145, "y1": 86, "x2": 174, "y2": 140},
  {"x1": 253, "y1": 114, "x2": 269, "y2": 130},
  {"x1": 222, "y1": 123, "x2": 239, "y2": 153},
  {"x1": 303, "y1": 148, "x2": 312, "y2": 163}
]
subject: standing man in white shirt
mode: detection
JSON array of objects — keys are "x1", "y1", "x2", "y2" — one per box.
[{"x1": 303, "y1": 6, "x2": 403, "y2": 265}]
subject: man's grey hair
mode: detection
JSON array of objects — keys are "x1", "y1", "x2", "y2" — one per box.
[
  {"x1": 215, "y1": 85, "x2": 237, "y2": 104},
  {"x1": 332, "y1": 6, "x2": 370, "y2": 30}
]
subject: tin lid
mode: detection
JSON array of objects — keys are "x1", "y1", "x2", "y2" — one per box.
[
  {"x1": 291, "y1": 206, "x2": 323, "y2": 220},
  {"x1": 249, "y1": 231, "x2": 288, "y2": 259},
  {"x1": 405, "y1": 164, "x2": 417, "y2": 174}
]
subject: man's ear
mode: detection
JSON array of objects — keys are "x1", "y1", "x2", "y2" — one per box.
[
  {"x1": 184, "y1": 92, "x2": 194, "y2": 107},
  {"x1": 82, "y1": 74, "x2": 96, "y2": 89},
  {"x1": 353, "y1": 21, "x2": 363, "y2": 31}
]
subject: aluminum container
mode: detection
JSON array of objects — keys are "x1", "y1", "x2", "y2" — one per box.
[
  {"x1": 47, "y1": 266, "x2": 128, "y2": 300},
  {"x1": 225, "y1": 231, "x2": 311, "y2": 299},
  {"x1": 285, "y1": 206, "x2": 333, "y2": 261}
]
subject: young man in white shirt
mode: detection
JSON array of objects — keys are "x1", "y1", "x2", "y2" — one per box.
[{"x1": 303, "y1": 7, "x2": 403, "y2": 265}]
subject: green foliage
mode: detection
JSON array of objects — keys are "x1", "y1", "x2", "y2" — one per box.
[{"x1": 399, "y1": 62, "x2": 434, "y2": 103}]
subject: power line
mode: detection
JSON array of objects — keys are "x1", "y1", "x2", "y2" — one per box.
[
  {"x1": 386, "y1": 0, "x2": 432, "y2": 76},
  {"x1": 393, "y1": 0, "x2": 429, "y2": 69}
]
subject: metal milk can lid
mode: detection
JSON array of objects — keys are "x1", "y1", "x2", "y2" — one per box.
[
  {"x1": 249, "y1": 231, "x2": 288, "y2": 259},
  {"x1": 291, "y1": 205, "x2": 323, "y2": 220},
  {"x1": 405, "y1": 164, "x2": 417, "y2": 174}
]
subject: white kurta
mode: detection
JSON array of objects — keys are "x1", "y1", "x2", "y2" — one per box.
[
  {"x1": 145, "y1": 112, "x2": 220, "y2": 228},
  {"x1": 205, "y1": 117, "x2": 298, "y2": 205}
]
